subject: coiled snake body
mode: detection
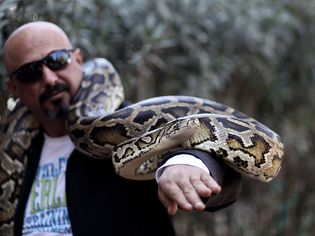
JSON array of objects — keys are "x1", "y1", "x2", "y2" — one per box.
[{"x1": 0, "y1": 58, "x2": 284, "y2": 235}]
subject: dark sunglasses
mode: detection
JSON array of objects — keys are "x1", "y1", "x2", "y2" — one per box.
[{"x1": 10, "y1": 49, "x2": 73, "y2": 84}]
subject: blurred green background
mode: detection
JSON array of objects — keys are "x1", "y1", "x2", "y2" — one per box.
[{"x1": 1, "y1": 0, "x2": 314, "y2": 235}]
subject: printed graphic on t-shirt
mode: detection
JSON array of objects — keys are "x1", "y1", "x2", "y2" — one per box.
[{"x1": 22, "y1": 156, "x2": 71, "y2": 235}]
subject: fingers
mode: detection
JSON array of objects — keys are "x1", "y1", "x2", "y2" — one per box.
[
  {"x1": 178, "y1": 177, "x2": 207, "y2": 211},
  {"x1": 158, "y1": 177, "x2": 194, "y2": 212},
  {"x1": 158, "y1": 186, "x2": 178, "y2": 215},
  {"x1": 199, "y1": 172, "x2": 221, "y2": 194},
  {"x1": 158, "y1": 165, "x2": 222, "y2": 214},
  {"x1": 190, "y1": 175, "x2": 212, "y2": 197}
]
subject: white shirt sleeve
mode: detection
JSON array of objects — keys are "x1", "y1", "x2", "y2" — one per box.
[{"x1": 155, "y1": 154, "x2": 210, "y2": 182}]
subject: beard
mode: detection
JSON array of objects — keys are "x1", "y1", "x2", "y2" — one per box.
[
  {"x1": 45, "y1": 98, "x2": 69, "y2": 118},
  {"x1": 39, "y1": 83, "x2": 71, "y2": 119}
]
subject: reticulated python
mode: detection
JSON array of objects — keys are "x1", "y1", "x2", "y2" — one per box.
[{"x1": 0, "y1": 58, "x2": 284, "y2": 235}]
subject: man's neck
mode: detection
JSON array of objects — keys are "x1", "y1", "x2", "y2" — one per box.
[{"x1": 41, "y1": 117, "x2": 68, "y2": 137}]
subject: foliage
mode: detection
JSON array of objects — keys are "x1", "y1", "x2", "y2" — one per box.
[{"x1": 1, "y1": 0, "x2": 315, "y2": 235}]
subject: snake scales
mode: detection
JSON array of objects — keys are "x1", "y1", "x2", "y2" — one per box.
[{"x1": 0, "y1": 58, "x2": 284, "y2": 235}]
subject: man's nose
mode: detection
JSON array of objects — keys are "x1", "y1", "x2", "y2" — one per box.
[{"x1": 41, "y1": 65, "x2": 58, "y2": 86}]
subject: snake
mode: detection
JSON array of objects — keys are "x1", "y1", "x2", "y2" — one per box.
[{"x1": 0, "y1": 58, "x2": 284, "y2": 235}]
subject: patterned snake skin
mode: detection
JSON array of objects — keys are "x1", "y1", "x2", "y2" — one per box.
[{"x1": 0, "y1": 58, "x2": 284, "y2": 235}]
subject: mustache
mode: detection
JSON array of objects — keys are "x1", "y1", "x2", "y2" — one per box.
[{"x1": 39, "y1": 83, "x2": 70, "y2": 102}]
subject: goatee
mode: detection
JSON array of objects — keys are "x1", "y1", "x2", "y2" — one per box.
[
  {"x1": 39, "y1": 83, "x2": 71, "y2": 118},
  {"x1": 46, "y1": 98, "x2": 69, "y2": 118}
]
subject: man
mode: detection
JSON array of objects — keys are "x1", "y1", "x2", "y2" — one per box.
[{"x1": 2, "y1": 21, "x2": 241, "y2": 235}]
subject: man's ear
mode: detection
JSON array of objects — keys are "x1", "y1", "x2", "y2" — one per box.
[{"x1": 73, "y1": 48, "x2": 83, "y2": 65}]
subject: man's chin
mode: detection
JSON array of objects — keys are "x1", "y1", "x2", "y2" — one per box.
[
  {"x1": 46, "y1": 108, "x2": 67, "y2": 119},
  {"x1": 43, "y1": 99, "x2": 69, "y2": 119}
]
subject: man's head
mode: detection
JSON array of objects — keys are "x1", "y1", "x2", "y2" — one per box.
[{"x1": 4, "y1": 21, "x2": 83, "y2": 122}]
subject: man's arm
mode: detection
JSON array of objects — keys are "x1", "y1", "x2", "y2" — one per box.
[{"x1": 157, "y1": 150, "x2": 242, "y2": 215}]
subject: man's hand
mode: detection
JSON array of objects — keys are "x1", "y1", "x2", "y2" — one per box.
[{"x1": 158, "y1": 165, "x2": 221, "y2": 215}]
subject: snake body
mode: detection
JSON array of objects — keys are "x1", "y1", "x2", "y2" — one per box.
[{"x1": 0, "y1": 58, "x2": 284, "y2": 235}]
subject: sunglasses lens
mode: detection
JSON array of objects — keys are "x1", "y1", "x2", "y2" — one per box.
[
  {"x1": 14, "y1": 62, "x2": 43, "y2": 83},
  {"x1": 45, "y1": 50, "x2": 72, "y2": 70}
]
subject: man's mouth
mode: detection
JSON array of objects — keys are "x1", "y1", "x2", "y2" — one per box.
[
  {"x1": 39, "y1": 83, "x2": 71, "y2": 118},
  {"x1": 40, "y1": 83, "x2": 70, "y2": 103}
]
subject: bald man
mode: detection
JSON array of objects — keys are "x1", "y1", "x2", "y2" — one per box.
[{"x1": 1, "y1": 21, "x2": 241, "y2": 236}]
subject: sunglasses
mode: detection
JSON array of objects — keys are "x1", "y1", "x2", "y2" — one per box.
[{"x1": 10, "y1": 49, "x2": 73, "y2": 84}]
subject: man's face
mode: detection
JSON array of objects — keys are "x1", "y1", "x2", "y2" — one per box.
[{"x1": 5, "y1": 24, "x2": 83, "y2": 120}]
